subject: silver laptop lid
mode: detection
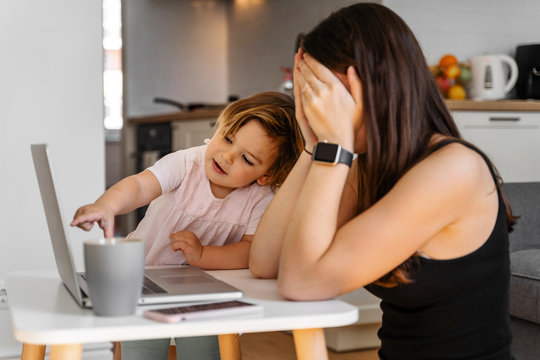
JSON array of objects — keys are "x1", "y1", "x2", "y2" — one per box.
[{"x1": 30, "y1": 143, "x2": 85, "y2": 306}]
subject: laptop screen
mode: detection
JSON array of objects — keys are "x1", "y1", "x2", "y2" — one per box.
[{"x1": 31, "y1": 144, "x2": 85, "y2": 305}]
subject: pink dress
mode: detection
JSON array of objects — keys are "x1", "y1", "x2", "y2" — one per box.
[{"x1": 128, "y1": 145, "x2": 274, "y2": 265}]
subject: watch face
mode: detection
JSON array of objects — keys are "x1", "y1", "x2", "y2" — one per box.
[{"x1": 313, "y1": 142, "x2": 339, "y2": 163}]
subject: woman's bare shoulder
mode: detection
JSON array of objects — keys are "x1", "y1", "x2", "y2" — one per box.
[
  {"x1": 392, "y1": 139, "x2": 494, "y2": 207},
  {"x1": 424, "y1": 139, "x2": 489, "y2": 178}
]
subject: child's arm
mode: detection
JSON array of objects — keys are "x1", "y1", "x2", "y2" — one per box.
[
  {"x1": 170, "y1": 231, "x2": 252, "y2": 270},
  {"x1": 71, "y1": 170, "x2": 162, "y2": 237}
]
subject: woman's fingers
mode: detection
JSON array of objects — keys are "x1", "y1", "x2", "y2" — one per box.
[
  {"x1": 347, "y1": 65, "x2": 363, "y2": 104},
  {"x1": 296, "y1": 55, "x2": 324, "y2": 97},
  {"x1": 302, "y1": 53, "x2": 340, "y2": 86},
  {"x1": 294, "y1": 53, "x2": 307, "y2": 112},
  {"x1": 294, "y1": 51, "x2": 319, "y2": 148},
  {"x1": 347, "y1": 65, "x2": 364, "y2": 132}
]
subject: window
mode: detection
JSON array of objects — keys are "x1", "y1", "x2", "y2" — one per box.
[{"x1": 103, "y1": 0, "x2": 123, "y2": 131}]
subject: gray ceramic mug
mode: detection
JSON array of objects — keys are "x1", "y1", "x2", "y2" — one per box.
[{"x1": 84, "y1": 238, "x2": 145, "y2": 316}]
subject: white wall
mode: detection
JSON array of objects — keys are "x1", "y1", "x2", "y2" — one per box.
[
  {"x1": 124, "y1": 0, "x2": 229, "y2": 117},
  {"x1": 383, "y1": 0, "x2": 540, "y2": 65},
  {"x1": 227, "y1": 0, "x2": 367, "y2": 98},
  {"x1": 0, "y1": 0, "x2": 105, "y2": 278}
]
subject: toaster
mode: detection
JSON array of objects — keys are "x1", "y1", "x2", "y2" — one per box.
[{"x1": 515, "y1": 43, "x2": 540, "y2": 99}]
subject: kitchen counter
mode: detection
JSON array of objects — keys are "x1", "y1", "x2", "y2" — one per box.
[
  {"x1": 127, "y1": 100, "x2": 540, "y2": 126},
  {"x1": 446, "y1": 99, "x2": 540, "y2": 112},
  {"x1": 128, "y1": 108, "x2": 225, "y2": 125}
]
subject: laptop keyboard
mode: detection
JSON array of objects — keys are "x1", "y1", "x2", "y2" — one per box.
[
  {"x1": 80, "y1": 273, "x2": 167, "y2": 295},
  {"x1": 142, "y1": 277, "x2": 167, "y2": 295}
]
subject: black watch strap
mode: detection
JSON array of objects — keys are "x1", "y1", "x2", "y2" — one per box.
[{"x1": 336, "y1": 146, "x2": 354, "y2": 167}]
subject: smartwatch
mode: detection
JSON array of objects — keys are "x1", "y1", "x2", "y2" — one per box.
[{"x1": 312, "y1": 141, "x2": 353, "y2": 167}]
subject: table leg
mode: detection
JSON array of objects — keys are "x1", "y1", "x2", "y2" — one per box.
[
  {"x1": 49, "y1": 344, "x2": 83, "y2": 360},
  {"x1": 292, "y1": 328, "x2": 328, "y2": 360},
  {"x1": 21, "y1": 344, "x2": 46, "y2": 360},
  {"x1": 113, "y1": 341, "x2": 122, "y2": 360},
  {"x1": 218, "y1": 333, "x2": 242, "y2": 360}
]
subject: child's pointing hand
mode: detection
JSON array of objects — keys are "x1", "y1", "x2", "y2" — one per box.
[{"x1": 71, "y1": 203, "x2": 115, "y2": 238}]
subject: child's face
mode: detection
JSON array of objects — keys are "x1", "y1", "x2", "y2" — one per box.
[{"x1": 205, "y1": 119, "x2": 278, "y2": 198}]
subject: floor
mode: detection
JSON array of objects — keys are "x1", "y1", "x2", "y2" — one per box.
[
  {"x1": 149, "y1": 331, "x2": 379, "y2": 360},
  {"x1": 239, "y1": 331, "x2": 379, "y2": 360}
]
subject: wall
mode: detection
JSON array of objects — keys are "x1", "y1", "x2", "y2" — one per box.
[
  {"x1": 227, "y1": 0, "x2": 369, "y2": 98},
  {"x1": 0, "y1": 1, "x2": 106, "y2": 357},
  {"x1": 383, "y1": 0, "x2": 540, "y2": 66},
  {"x1": 124, "y1": 0, "x2": 540, "y2": 114},
  {"x1": 123, "y1": 0, "x2": 229, "y2": 118},
  {"x1": 0, "y1": 1, "x2": 105, "y2": 278},
  {"x1": 228, "y1": 0, "x2": 540, "y2": 100},
  {"x1": 124, "y1": 0, "x2": 373, "y2": 112}
]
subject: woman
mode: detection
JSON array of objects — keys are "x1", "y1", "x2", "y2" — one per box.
[{"x1": 249, "y1": 3, "x2": 515, "y2": 359}]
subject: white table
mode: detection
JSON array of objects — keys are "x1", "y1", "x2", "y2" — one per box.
[{"x1": 5, "y1": 269, "x2": 358, "y2": 360}]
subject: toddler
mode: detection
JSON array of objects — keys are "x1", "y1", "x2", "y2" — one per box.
[{"x1": 71, "y1": 91, "x2": 303, "y2": 360}]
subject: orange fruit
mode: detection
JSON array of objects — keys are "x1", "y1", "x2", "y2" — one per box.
[
  {"x1": 448, "y1": 84, "x2": 466, "y2": 100},
  {"x1": 444, "y1": 64, "x2": 461, "y2": 79},
  {"x1": 429, "y1": 65, "x2": 442, "y2": 77},
  {"x1": 439, "y1": 54, "x2": 458, "y2": 68}
]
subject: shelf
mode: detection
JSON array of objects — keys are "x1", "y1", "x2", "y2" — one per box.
[
  {"x1": 128, "y1": 108, "x2": 224, "y2": 125},
  {"x1": 446, "y1": 99, "x2": 540, "y2": 112}
]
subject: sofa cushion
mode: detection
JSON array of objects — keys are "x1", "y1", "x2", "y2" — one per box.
[
  {"x1": 510, "y1": 249, "x2": 540, "y2": 324},
  {"x1": 503, "y1": 182, "x2": 540, "y2": 252}
]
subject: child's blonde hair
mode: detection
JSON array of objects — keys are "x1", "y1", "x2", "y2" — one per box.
[{"x1": 215, "y1": 92, "x2": 304, "y2": 191}]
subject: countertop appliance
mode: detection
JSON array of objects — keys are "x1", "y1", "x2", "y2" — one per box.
[
  {"x1": 515, "y1": 44, "x2": 540, "y2": 99},
  {"x1": 468, "y1": 54, "x2": 518, "y2": 100}
]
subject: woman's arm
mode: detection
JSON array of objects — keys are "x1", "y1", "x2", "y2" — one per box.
[
  {"x1": 277, "y1": 144, "x2": 492, "y2": 300},
  {"x1": 249, "y1": 50, "x2": 320, "y2": 279},
  {"x1": 249, "y1": 150, "x2": 313, "y2": 278},
  {"x1": 250, "y1": 153, "x2": 358, "y2": 279},
  {"x1": 71, "y1": 170, "x2": 162, "y2": 237}
]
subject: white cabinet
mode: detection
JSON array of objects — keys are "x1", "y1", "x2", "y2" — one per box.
[
  {"x1": 452, "y1": 111, "x2": 540, "y2": 182},
  {"x1": 325, "y1": 288, "x2": 382, "y2": 351},
  {"x1": 172, "y1": 118, "x2": 216, "y2": 151}
]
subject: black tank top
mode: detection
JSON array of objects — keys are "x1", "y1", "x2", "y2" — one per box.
[{"x1": 365, "y1": 140, "x2": 512, "y2": 360}]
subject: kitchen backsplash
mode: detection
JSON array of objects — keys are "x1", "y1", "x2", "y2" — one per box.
[{"x1": 384, "y1": 0, "x2": 540, "y2": 65}]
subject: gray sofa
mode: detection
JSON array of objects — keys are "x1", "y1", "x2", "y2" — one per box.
[{"x1": 503, "y1": 182, "x2": 540, "y2": 360}]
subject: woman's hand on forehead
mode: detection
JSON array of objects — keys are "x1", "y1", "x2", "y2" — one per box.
[{"x1": 295, "y1": 53, "x2": 363, "y2": 149}]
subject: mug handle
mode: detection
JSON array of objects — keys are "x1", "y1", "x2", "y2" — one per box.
[{"x1": 498, "y1": 54, "x2": 518, "y2": 94}]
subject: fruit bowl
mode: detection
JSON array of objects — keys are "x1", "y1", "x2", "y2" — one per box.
[{"x1": 430, "y1": 54, "x2": 471, "y2": 100}]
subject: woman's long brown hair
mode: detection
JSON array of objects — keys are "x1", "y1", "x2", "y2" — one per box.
[{"x1": 302, "y1": 3, "x2": 515, "y2": 287}]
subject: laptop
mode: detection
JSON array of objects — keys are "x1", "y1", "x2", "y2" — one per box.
[{"x1": 30, "y1": 143, "x2": 243, "y2": 308}]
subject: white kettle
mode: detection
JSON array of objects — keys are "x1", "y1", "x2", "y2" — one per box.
[{"x1": 468, "y1": 54, "x2": 518, "y2": 100}]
